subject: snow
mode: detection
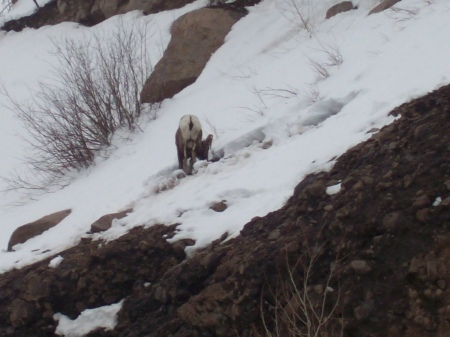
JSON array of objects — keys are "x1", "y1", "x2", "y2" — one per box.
[
  {"x1": 326, "y1": 183, "x2": 341, "y2": 196},
  {"x1": 1, "y1": 0, "x2": 450, "y2": 332},
  {"x1": 48, "y1": 255, "x2": 63, "y2": 268},
  {"x1": 0, "y1": 0, "x2": 52, "y2": 25},
  {"x1": 54, "y1": 300, "x2": 123, "y2": 337}
]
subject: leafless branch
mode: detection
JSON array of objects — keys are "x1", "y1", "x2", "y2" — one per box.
[{"x1": 1, "y1": 20, "x2": 155, "y2": 191}]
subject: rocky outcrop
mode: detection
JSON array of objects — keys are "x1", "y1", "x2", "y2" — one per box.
[
  {"x1": 368, "y1": 0, "x2": 401, "y2": 15},
  {"x1": 7, "y1": 209, "x2": 71, "y2": 251},
  {"x1": 1, "y1": 0, "x2": 196, "y2": 31},
  {"x1": 89, "y1": 209, "x2": 132, "y2": 233},
  {"x1": 140, "y1": 8, "x2": 246, "y2": 104},
  {"x1": 0, "y1": 84, "x2": 449, "y2": 336},
  {"x1": 325, "y1": 1, "x2": 355, "y2": 19},
  {"x1": 0, "y1": 225, "x2": 186, "y2": 335}
]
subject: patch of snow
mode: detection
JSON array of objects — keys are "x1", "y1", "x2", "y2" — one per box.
[
  {"x1": 48, "y1": 255, "x2": 64, "y2": 268},
  {"x1": 0, "y1": 0, "x2": 449, "y2": 275},
  {"x1": 326, "y1": 183, "x2": 342, "y2": 196},
  {"x1": 54, "y1": 300, "x2": 124, "y2": 337},
  {"x1": 433, "y1": 197, "x2": 442, "y2": 207}
]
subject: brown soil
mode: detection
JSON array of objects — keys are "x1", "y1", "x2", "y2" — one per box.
[{"x1": 0, "y1": 80, "x2": 449, "y2": 337}]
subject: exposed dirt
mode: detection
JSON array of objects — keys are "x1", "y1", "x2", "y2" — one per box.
[{"x1": 0, "y1": 78, "x2": 449, "y2": 337}]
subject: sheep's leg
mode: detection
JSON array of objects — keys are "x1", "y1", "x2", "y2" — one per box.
[
  {"x1": 189, "y1": 145, "x2": 197, "y2": 174},
  {"x1": 177, "y1": 147, "x2": 184, "y2": 169},
  {"x1": 183, "y1": 145, "x2": 188, "y2": 173}
]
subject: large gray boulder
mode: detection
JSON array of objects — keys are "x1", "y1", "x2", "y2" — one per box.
[
  {"x1": 140, "y1": 8, "x2": 246, "y2": 104},
  {"x1": 7, "y1": 209, "x2": 71, "y2": 251}
]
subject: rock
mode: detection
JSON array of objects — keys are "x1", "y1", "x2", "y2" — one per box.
[
  {"x1": 9, "y1": 299, "x2": 34, "y2": 328},
  {"x1": 89, "y1": 208, "x2": 132, "y2": 233},
  {"x1": 210, "y1": 201, "x2": 228, "y2": 213},
  {"x1": 361, "y1": 176, "x2": 374, "y2": 185},
  {"x1": 445, "y1": 180, "x2": 450, "y2": 191},
  {"x1": 95, "y1": 0, "x2": 121, "y2": 18},
  {"x1": 368, "y1": 0, "x2": 401, "y2": 15},
  {"x1": 354, "y1": 300, "x2": 374, "y2": 320},
  {"x1": 414, "y1": 124, "x2": 428, "y2": 140},
  {"x1": 2, "y1": 0, "x2": 197, "y2": 32},
  {"x1": 352, "y1": 181, "x2": 364, "y2": 190},
  {"x1": 437, "y1": 279, "x2": 447, "y2": 290},
  {"x1": 440, "y1": 196, "x2": 450, "y2": 207},
  {"x1": 409, "y1": 256, "x2": 425, "y2": 274},
  {"x1": 268, "y1": 229, "x2": 280, "y2": 241},
  {"x1": 403, "y1": 175, "x2": 414, "y2": 188},
  {"x1": 416, "y1": 208, "x2": 429, "y2": 222},
  {"x1": 412, "y1": 195, "x2": 431, "y2": 208},
  {"x1": 171, "y1": 238, "x2": 196, "y2": 257},
  {"x1": 305, "y1": 182, "x2": 326, "y2": 197},
  {"x1": 262, "y1": 140, "x2": 273, "y2": 149},
  {"x1": 427, "y1": 260, "x2": 438, "y2": 281},
  {"x1": 24, "y1": 273, "x2": 52, "y2": 301},
  {"x1": 7, "y1": 209, "x2": 72, "y2": 251},
  {"x1": 382, "y1": 211, "x2": 404, "y2": 232},
  {"x1": 351, "y1": 260, "x2": 372, "y2": 274},
  {"x1": 326, "y1": 1, "x2": 355, "y2": 19},
  {"x1": 388, "y1": 326, "x2": 401, "y2": 337},
  {"x1": 324, "y1": 204, "x2": 334, "y2": 212},
  {"x1": 140, "y1": 8, "x2": 246, "y2": 103},
  {"x1": 336, "y1": 206, "x2": 351, "y2": 219}
]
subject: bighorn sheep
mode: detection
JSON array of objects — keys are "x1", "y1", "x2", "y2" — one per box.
[{"x1": 175, "y1": 115, "x2": 213, "y2": 175}]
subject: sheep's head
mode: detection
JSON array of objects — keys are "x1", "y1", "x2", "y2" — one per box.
[
  {"x1": 196, "y1": 134, "x2": 213, "y2": 161},
  {"x1": 204, "y1": 134, "x2": 213, "y2": 149}
]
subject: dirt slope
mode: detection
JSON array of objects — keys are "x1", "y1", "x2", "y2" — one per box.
[{"x1": 0, "y1": 84, "x2": 449, "y2": 337}]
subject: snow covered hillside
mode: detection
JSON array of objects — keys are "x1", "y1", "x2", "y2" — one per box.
[{"x1": 0, "y1": 0, "x2": 449, "y2": 274}]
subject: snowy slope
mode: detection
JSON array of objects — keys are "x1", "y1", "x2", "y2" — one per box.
[{"x1": 1, "y1": 0, "x2": 449, "y2": 278}]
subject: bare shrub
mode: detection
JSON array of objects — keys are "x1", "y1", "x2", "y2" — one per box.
[
  {"x1": 280, "y1": 0, "x2": 315, "y2": 35},
  {"x1": 1, "y1": 20, "x2": 155, "y2": 190},
  {"x1": 0, "y1": 0, "x2": 11, "y2": 15},
  {"x1": 260, "y1": 239, "x2": 343, "y2": 337}
]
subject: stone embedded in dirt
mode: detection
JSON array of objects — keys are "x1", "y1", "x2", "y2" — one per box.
[
  {"x1": 7, "y1": 209, "x2": 72, "y2": 251},
  {"x1": 140, "y1": 8, "x2": 246, "y2": 104},
  {"x1": 325, "y1": 1, "x2": 355, "y2": 19},
  {"x1": 305, "y1": 181, "x2": 326, "y2": 197},
  {"x1": 351, "y1": 260, "x2": 372, "y2": 274},
  {"x1": 89, "y1": 208, "x2": 132, "y2": 233},
  {"x1": 409, "y1": 256, "x2": 425, "y2": 274},
  {"x1": 445, "y1": 180, "x2": 450, "y2": 191},
  {"x1": 9, "y1": 299, "x2": 34, "y2": 328},
  {"x1": 440, "y1": 196, "x2": 450, "y2": 207},
  {"x1": 437, "y1": 279, "x2": 447, "y2": 290},
  {"x1": 210, "y1": 201, "x2": 228, "y2": 213},
  {"x1": 427, "y1": 260, "x2": 438, "y2": 281},
  {"x1": 324, "y1": 204, "x2": 334, "y2": 212},
  {"x1": 23, "y1": 273, "x2": 52, "y2": 301},
  {"x1": 368, "y1": 0, "x2": 401, "y2": 15},
  {"x1": 416, "y1": 208, "x2": 429, "y2": 223},
  {"x1": 403, "y1": 175, "x2": 414, "y2": 188},
  {"x1": 268, "y1": 228, "x2": 280, "y2": 241},
  {"x1": 354, "y1": 300, "x2": 374, "y2": 320},
  {"x1": 412, "y1": 195, "x2": 432, "y2": 208},
  {"x1": 171, "y1": 238, "x2": 196, "y2": 256},
  {"x1": 414, "y1": 124, "x2": 428, "y2": 140},
  {"x1": 382, "y1": 211, "x2": 405, "y2": 232}
]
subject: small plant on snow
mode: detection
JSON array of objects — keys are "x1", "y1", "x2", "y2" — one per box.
[
  {"x1": 280, "y1": 0, "x2": 316, "y2": 35},
  {"x1": 1, "y1": 20, "x2": 155, "y2": 191}
]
